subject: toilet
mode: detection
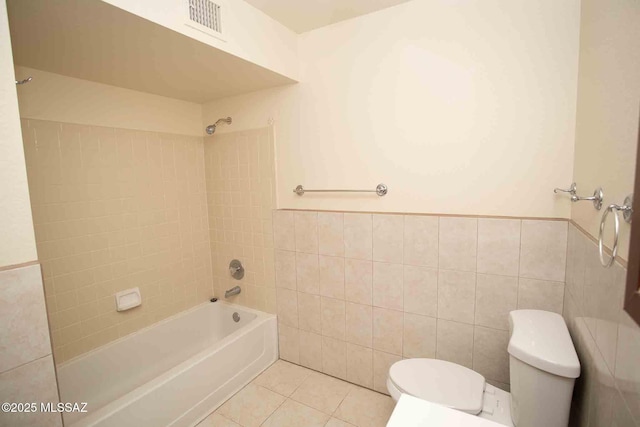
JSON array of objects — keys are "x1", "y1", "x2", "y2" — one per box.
[{"x1": 387, "y1": 310, "x2": 580, "y2": 427}]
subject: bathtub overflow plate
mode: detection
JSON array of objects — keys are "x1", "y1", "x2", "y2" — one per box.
[{"x1": 233, "y1": 312, "x2": 240, "y2": 322}]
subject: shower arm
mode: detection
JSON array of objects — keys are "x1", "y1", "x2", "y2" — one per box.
[{"x1": 205, "y1": 117, "x2": 232, "y2": 135}]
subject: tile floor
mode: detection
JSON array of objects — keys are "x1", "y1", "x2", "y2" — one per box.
[{"x1": 197, "y1": 359, "x2": 396, "y2": 427}]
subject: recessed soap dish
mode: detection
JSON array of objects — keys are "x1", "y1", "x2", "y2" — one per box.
[{"x1": 115, "y1": 287, "x2": 142, "y2": 312}]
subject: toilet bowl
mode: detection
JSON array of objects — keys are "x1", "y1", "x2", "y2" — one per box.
[{"x1": 387, "y1": 310, "x2": 580, "y2": 427}]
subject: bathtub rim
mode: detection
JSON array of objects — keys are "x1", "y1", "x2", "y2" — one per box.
[{"x1": 56, "y1": 300, "x2": 271, "y2": 369}]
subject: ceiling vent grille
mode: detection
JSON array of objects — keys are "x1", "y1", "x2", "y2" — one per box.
[{"x1": 188, "y1": 0, "x2": 223, "y2": 37}]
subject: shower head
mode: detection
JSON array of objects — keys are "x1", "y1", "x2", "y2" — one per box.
[{"x1": 206, "y1": 117, "x2": 232, "y2": 135}]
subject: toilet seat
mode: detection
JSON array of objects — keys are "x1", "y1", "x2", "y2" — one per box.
[{"x1": 388, "y1": 359, "x2": 486, "y2": 415}]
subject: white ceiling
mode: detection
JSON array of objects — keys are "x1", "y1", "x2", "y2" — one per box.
[
  {"x1": 244, "y1": 0, "x2": 412, "y2": 33},
  {"x1": 7, "y1": 0, "x2": 295, "y2": 103}
]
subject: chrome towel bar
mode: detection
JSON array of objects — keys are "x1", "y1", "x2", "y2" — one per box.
[{"x1": 294, "y1": 183, "x2": 388, "y2": 197}]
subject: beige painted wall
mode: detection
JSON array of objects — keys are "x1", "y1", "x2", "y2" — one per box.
[
  {"x1": 15, "y1": 67, "x2": 203, "y2": 137},
  {"x1": 205, "y1": 0, "x2": 581, "y2": 218},
  {"x1": 571, "y1": 0, "x2": 640, "y2": 261},
  {"x1": 0, "y1": 3, "x2": 37, "y2": 267},
  {"x1": 103, "y1": 0, "x2": 298, "y2": 81}
]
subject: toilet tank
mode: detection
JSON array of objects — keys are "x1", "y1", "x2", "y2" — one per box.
[{"x1": 508, "y1": 310, "x2": 580, "y2": 427}]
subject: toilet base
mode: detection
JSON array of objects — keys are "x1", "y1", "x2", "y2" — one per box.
[{"x1": 387, "y1": 378, "x2": 514, "y2": 427}]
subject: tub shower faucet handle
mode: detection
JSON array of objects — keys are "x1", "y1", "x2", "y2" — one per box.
[{"x1": 229, "y1": 259, "x2": 244, "y2": 280}]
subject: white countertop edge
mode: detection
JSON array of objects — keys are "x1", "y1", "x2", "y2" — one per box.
[{"x1": 386, "y1": 394, "x2": 504, "y2": 427}]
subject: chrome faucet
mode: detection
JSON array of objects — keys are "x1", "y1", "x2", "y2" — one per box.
[{"x1": 225, "y1": 286, "x2": 241, "y2": 298}]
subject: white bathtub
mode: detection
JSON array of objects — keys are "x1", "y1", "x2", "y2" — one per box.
[{"x1": 57, "y1": 301, "x2": 278, "y2": 427}]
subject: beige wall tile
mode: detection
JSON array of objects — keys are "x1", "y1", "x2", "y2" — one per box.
[
  {"x1": 321, "y1": 297, "x2": 346, "y2": 340},
  {"x1": 276, "y1": 250, "x2": 297, "y2": 290},
  {"x1": 403, "y1": 215, "x2": 438, "y2": 268},
  {"x1": 273, "y1": 210, "x2": 295, "y2": 251},
  {"x1": 345, "y1": 302, "x2": 372, "y2": 348},
  {"x1": 475, "y1": 274, "x2": 518, "y2": 330},
  {"x1": 298, "y1": 292, "x2": 322, "y2": 334},
  {"x1": 322, "y1": 336, "x2": 347, "y2": 380},
  {"x1": 437, "y1": 270, "x2": 476, "y2": 324},
  {"x1": 295, "y1": 211, "x2": 318, "y2": 254},
  {"x1": 519, "y1": 220, "x2": 567, "y2": 282},
  {"x1": 295, "y1": 252, "x2": 318, "y2": 294},
  {"x1": 319, "y1": 255, "x2": 345, "y2": 299},
  {"x1": 344, "y1": 213, "x2": 372, "y2": 261},
  {"x1": 372, "y1": 262, "x2": 403, "y2": 311},
  {"x1": 439, "y1": 217, "x2": 477, "y2": 272},
  {"x1": 517, "y1": 278, "x2": 564, "y2": 314},
  {"x1": 614, "y1": 312, "x2": 640, "y2": 424},
  {"x1": 346, "y1": 343, "x2": 374, "y2": 388},
  {"x1": 319, "y1": 212, "x2": 344, "y2": 257},
  {"x1": 373, "y1": 350, "x2": 401, "y2": 394},
  {"x1": 567, "y1": 225, "x2": 587, "y2": 310},
  {"x1": 345, "y1": 259, "x2": 372, "y2": 305},
  {"x1": 299, "y1": 330, "x2": 322, "y2": 371},
  {"x1": 279, "y1": 324, "x2": 300, "y2": 364},
  {"x1": 25, "y1": 121, "x2": 218, "y2": 362},
  {"x1": 277, "y1": 288, "x2": 298, "y2": 327},
  {"x1": 0, "y1": 265, "x2": 52, "y2": 373},
  {"x1": 373, "y1": 307, "x2": 403, "y2": 355},
  {"x1": 403, "y1": 265, "x2": 437, "y2": 317},
  {"x1": 436, "y1": 319, "x2": 474, "y2": 369},
  {"x1": 0, "y1": 356, "x2": 61, "y2": 427},
  {"x1": 373, "y1": 214, "x2": 404, "y2": 263},
  {"x1": 403, "y1": 313, "x2": 436, "y2": 358},
  {"x1": 477, "y1": 219, "x2": 521, "y2": 276},
  {"x1": 473, "y1": 326, "x2": 509, "y2": 384}
]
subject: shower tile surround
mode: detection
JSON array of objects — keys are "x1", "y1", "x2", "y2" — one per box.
[
  {"x1": 22, "y1": 119, "x2": 214, "y2": 363},
  {"x1": 563, "y1": 223, "x2": 640, "y2": 427},
  {"x1": 204, "y1": 127, "x2": 278, "y2": 313},
  {"x1": 274, "y1": 211, "x2": 569, "y2": 393}
]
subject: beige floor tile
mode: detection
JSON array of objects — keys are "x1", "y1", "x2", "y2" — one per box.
[
  {"x1": 333, "y1": 387, "x2": 395, "y2": 427},
  {"x1": 197, "y1": 413, "x2": 241, "y2": 427},
  {"x1": 253, "y1": 359, "x2": 312, "y2": 397},
  {"x1": 325, "y1": 417, "x2": 357, "y2": 426},
  {"x1": 262, "y1": 399, "x2": 330, "y2": 427},
  {"x1": 216, "y1": 383, "x2": 285, "y2": 427},
  {"x1": 290, "y1": 372, "x2": 354, "y2": 414}
]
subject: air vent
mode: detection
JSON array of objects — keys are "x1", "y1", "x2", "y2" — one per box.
[{"x1": 187, "y1": 0, "x2": 223, "y2": 37}]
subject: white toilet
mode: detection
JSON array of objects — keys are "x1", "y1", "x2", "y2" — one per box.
[{"x1": 387, "y1": 310, "x2": 580, "y2": 427}]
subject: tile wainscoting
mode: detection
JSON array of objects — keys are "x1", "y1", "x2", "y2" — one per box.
[
  {"x1": 273, "y1": 210, "x2": 569, "y2": 394},
  {"x1": 0, "y1": 263, "x2": 61, "y2": 427},
  {"x1": 564, "y1": 223, "x2": 640, "y2": 427}
]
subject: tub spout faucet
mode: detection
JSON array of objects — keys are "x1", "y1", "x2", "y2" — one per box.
[{"x1": 225, "y1": 286, "x2": 241, "y2": 298}]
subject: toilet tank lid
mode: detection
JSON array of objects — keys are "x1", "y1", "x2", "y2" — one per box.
[{"x1": 508, "y1": 310, "x2": 580, "y2": 378}]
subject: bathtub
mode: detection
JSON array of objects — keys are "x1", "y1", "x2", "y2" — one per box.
[{"x1": 57, "y1": 301, "x2": 278, "y2": 427}]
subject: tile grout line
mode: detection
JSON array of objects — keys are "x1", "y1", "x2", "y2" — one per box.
[{"x1": 471, "y1": 218, "x2": 479, "y2": 370}]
